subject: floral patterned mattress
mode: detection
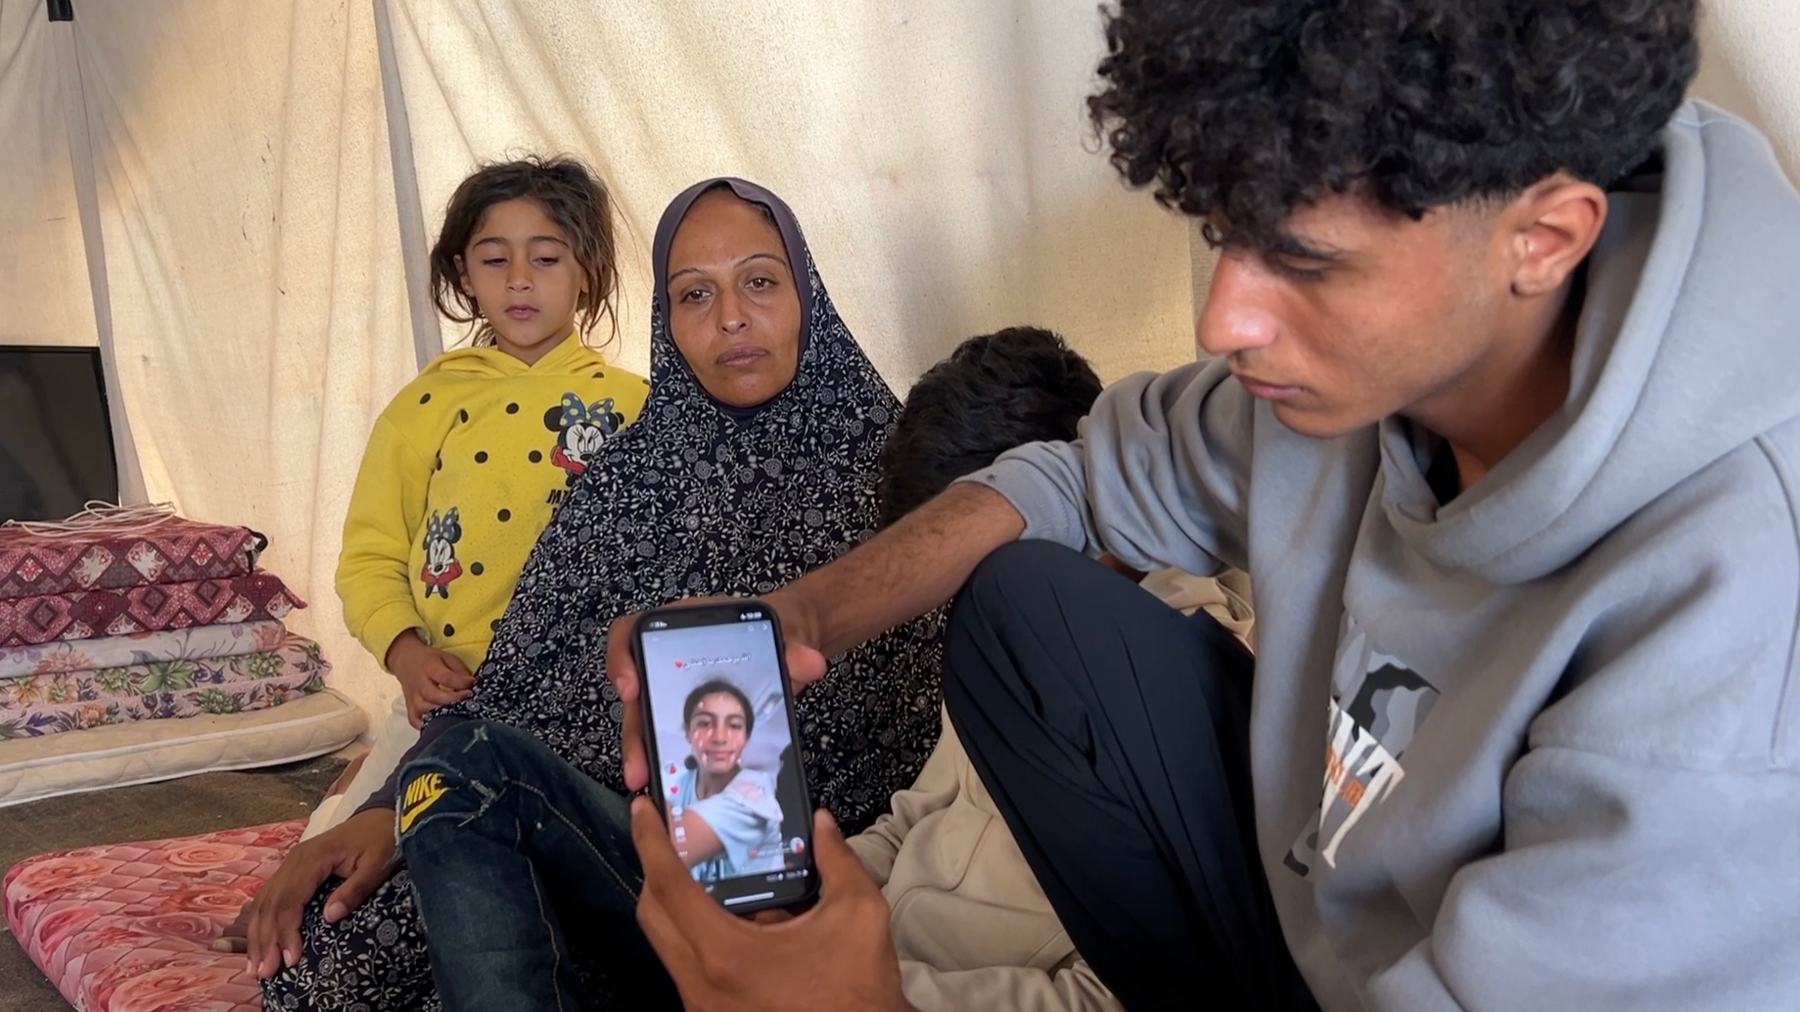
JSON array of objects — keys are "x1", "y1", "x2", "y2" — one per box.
[
  {"x1": 0, "y1": 632, "x2": 329, "y2": 740},
  {"x1": 0, "y1": 621, "x2": 287, "y2": 681},
  {"x1": 4, "y1": 819, "x2": 305, "y2": 1012}
]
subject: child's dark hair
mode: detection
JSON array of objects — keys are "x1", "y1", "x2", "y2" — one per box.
[
  {"x1": 430, "y1": 155, "x2": 620, "y2": 347},
  {"x1": 879, "y1": 327, "x2": 1103, "y2": 527}
]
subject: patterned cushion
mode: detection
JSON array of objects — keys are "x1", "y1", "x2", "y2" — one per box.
[
  {"x1": 4, "y1": 820, "x2": 304, "y2": 1012},
  {"x1": 0, "y1": 573, "x2": 306, "y2": 648},
  {"x1": 0, "y1": 518, "x2": 264, "y2": 599}
]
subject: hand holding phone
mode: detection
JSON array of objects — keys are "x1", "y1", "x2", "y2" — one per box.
[
  {"x1": 607, "y1": 594, "x2": 827, "y2": 796},
  {"x1": 630, "y1": 600, "x2": 819, "y2": 914},
  {"x1": 631, "y1": 799, "x2": 916, "y2": 1012}
]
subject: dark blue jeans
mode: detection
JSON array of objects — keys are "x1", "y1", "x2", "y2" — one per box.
[{"x1": 396, "y1": 718, "x2": 681, "y2": 1012}]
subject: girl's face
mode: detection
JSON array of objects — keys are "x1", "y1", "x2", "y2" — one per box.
[
  {"x1": 686, "y1": 691, "x2": 749, "y2": 777},
  {"x1": 665, "y1": 190, "x2": 803, "y2": 408},
  {"x1": 457, "y1": 197, "x2": 585, "y2": 364}
]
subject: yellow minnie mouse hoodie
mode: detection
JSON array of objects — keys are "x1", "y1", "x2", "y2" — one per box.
[{"x1": 337, "y1": 335, "x2": 647, "y2": 672}]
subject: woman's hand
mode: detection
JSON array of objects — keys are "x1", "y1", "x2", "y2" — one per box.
[
  {"x1": 606, "y1": 596, "x2": 827, "y2": 794},
  {"x1": 386, "y1": 630, "x2": 474, "y2": 728},
  {"x1": 244, "y1": 807, "x2": 398, "y2": 979}
]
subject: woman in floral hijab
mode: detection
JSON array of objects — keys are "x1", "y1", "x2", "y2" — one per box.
[{"x1": 260, "y1": 179, "x2": 944, "y2": 1011}]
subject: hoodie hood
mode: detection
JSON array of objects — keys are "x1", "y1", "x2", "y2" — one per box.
[
  {"x1": 1383, "y1": 101, "x2": 1800, "y2": 583},
  {"x1": 421, "y1": 330, "x2": 593, "y2": 380}
]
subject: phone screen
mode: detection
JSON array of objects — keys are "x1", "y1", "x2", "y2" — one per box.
[{"x1": 637, "y1": 604, "x2": 816, "y2": 911}]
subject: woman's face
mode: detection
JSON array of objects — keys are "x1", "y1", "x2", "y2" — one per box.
[
  {"x1": 666, "y1": 189, "x2": 803, "y2": 408},
  {"x1": 686, "y1": 691, "x2": 749, "y2": 777}
]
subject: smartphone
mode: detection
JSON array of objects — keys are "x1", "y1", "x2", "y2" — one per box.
[{"x1": 631, "y1": 600, "x2": 818, "y2": 914}]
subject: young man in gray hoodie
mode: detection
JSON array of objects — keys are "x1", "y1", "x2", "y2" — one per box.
[{"x1": 614, "y1": 1, "x2": 1800, "y2": 1010}]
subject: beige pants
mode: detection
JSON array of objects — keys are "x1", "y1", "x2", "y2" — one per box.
[{"x1": 300, "y1": 692, "x2": 419, "y2": 840}]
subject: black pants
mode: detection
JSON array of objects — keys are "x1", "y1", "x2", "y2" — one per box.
[{"x1": 944, "y1": 541, "x2": 1316, "y2": 1012}]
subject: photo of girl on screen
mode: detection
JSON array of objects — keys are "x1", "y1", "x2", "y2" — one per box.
[{"x1": 664, "y1": 677, "x2": 787, "y2": 883}]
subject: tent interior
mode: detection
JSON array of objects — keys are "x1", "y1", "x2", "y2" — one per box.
[{"x1": 2, "y1": 0, "x2": 1798, "y2": 1009}]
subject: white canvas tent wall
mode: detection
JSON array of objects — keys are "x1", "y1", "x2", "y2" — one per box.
[{"x1": 3, "y1": 0, "x2": 1798, "y2": 736}]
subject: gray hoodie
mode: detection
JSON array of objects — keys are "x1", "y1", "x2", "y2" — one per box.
[{"x1": 966, "y1": 101, "x2": 1800, "y2": 1012}]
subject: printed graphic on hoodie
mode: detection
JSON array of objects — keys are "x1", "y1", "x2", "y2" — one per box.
[
  {"x1": 1285, "y1": 616, "x2": 1439, "y2": 878},
  {"x1": 420, "y1": 507, "x2": 464, "y2": 599},
  {"x1": 545, "y1": 392, "x2": 626, "y2": 495}
]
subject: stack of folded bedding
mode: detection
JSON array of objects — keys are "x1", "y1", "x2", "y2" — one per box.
[{"x1": 0, "y1": 506, "x2": 325, "y2": 741}]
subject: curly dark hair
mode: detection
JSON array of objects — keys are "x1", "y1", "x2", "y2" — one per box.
[
  {"x1": 430, "y1": 155, "x2": 620, "y2": 347},
  {"x1": 1088, "y1": 0, "x2": 1699, "y2": 245},
  {"x1": 879, "y1": 327, "x2": 1104, "y2": 527}
]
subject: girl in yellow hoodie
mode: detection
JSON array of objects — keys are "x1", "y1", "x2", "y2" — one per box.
[{"x1": 337, "y1": 156, "x2": 647, "y2": 730}]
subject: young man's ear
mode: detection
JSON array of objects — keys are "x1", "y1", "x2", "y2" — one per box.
[{"x1": 1506, "y1": 175, "x2": 1609, "y2": 298}]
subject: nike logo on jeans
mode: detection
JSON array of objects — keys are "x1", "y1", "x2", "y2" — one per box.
[{"x1": 399, "y1": 771, "x2": 451, "y2": 833}]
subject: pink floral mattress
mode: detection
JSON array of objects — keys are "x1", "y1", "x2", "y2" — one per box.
[
  {"x1": 4, "y1": 820, "x2": 304, "y2": 1012},
  {"x1": 0, "y1": 632, "x2": 330, "y2": 740}
]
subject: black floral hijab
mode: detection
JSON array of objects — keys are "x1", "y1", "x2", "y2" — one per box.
[{"x1": 442, "y1": 178, "x2": 945, "y2": 832}]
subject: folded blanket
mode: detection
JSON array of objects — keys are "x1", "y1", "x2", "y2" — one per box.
[
  {"x1": 0, "y1": 513, "x2": 264, "y2": 599},
  {"x1": 0, "y1": 620, "x2": 288, "y2": 680},
  {"x1": 0, "y1": 632, "x2": 328, "y2": 739},
  {"x1": 0, "y1": 573, "x2": 305, "y2": 648}
]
